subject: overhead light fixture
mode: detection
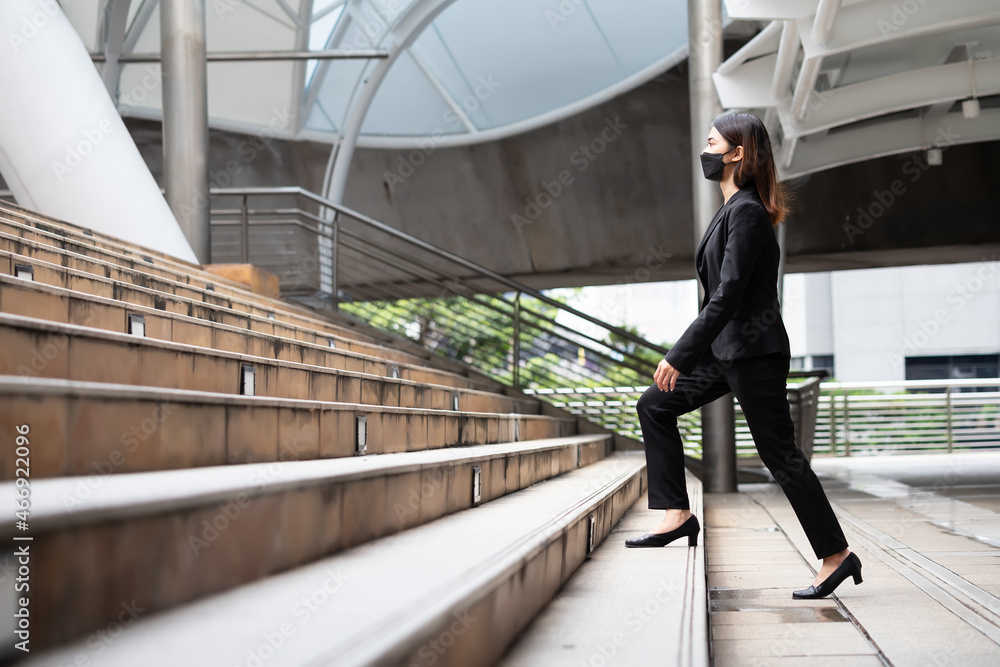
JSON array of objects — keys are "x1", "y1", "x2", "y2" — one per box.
[
  {"x1": 964, "y1": 47, "x2": 980, "y2": 119},
  {"x1": 925, "y1": 148, "x2": 943, "y2": 165}
]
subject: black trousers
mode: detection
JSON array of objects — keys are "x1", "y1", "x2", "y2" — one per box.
[{"x1": 636, "y1": 349, "x2": 849, "y2": 560}]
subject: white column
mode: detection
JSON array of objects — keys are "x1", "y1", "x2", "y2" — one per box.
[
  {"x1": 688, "y1": 0, "x2": 736, "y2": 493},
  {"x1": 160, "y1": 0, "x2": 211, "y2": 263},
  {"x1": 0, "y1": 0, "x2": 198, "y2": 263}
]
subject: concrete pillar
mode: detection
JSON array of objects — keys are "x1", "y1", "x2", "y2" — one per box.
[
  {"x1": 688, "y1": 0, "x2": 737, "y2": 493},
  {"x1": 160, "y1": 0, "x2": 211, "y2": 264}
]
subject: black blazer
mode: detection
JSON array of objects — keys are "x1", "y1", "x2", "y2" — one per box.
[{"x1": 664, "y1": 183, "x2": 791, "y2": 376}]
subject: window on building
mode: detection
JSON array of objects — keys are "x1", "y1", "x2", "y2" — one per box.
[
  {"x1": 789, "y1": 355, "x2": 833, "y2": 376},
  {"x1": 905, "y1": 354, "x2": 1000, "y2": 392},
  {"x1": 810, "y1": 355, "x2": 835, "y2": 376}
]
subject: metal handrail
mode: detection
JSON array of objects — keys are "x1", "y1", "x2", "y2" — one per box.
[
  {"x1": 214, "y1": 210, "x2": 655, "y2": 376},
  {"x1": 821, "y1": 377, "x2": 1000, "y2": 391},
  {"x1": 209, "y1": 186, "x2": 668, "y2": 356},
  {"x1": 332, "y1": 229, "x2": 653, "y2": 375}
]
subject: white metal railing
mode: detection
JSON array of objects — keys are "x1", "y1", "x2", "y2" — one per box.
[
  {"x1": 525, "y1": 373, "x2": 827, "y2": 458},
  {"x1": 529, "y1": 377, "x2": 1000, "y2": 458},
  {"x1": 813, "y1": 378, "x2": 1000, "y2": 456}
]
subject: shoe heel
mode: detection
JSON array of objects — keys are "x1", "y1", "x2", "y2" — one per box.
[
  {"x1": 688, "y1": 532, "x2": 699, "y2": 547},
  {"x1": 852, "y1": 572, "x2": 862, "y2": 585}
]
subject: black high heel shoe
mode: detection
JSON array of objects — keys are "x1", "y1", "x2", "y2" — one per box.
[
  {"x1": 625, "y1": 514, "x2": 700, "y2": 548},
  {"x1": 792, "y1": 552, "x2": 863, "y2": 599}
]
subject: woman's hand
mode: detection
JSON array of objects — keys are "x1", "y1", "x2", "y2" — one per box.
[{"x1": 654, "y1": 359, "x2": 680, "y2": 392}]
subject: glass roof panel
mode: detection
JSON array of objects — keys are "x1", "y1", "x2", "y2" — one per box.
[
  {"x1": 587, "y1": 0, "x2": 691, "y2": 74},
  {"x1": 306, "y1": 1, "x2": 347, "y2": 85},
  {"x1": 117, "y1": 0, "x2": 301, "y2": 130},
  {"x1": 356, "y1": 0, "x2": 687, "y2": 141},
  {"x1": 72, "y1": 0, "x2": 691, "y2": 147},
  {"x1": 360, "y1": 49, "x2": 466, "y2": 136}
]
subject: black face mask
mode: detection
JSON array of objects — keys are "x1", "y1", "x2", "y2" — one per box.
[{"x1": 700, "y1": 146, "x2": 736, "y2": 181}]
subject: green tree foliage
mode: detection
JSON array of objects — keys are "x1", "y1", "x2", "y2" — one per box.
[{"x1": 341, "y1": 291, "x2": 669, "y2": 393}]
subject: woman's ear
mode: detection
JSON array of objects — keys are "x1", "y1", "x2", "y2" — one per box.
[{"x1": 732, "y1": 146, "x2": 744, "y2": 163}]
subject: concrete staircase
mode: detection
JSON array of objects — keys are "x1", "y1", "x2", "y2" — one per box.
[{"x1": 0, "y1": 202, "x2": 706, "y2": 665}]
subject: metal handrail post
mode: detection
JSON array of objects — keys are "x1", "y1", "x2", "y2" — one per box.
[
  {"x1": 829, "y1": 389, "x2": 838, "y2": 456},
  {"x1": 513, "y1": 292, "x2": 522, "y2": 389},
  {"x1": 946, "y1": 384, "x2": 954, "y2": 452},
  {"x1": 331, "y1": 212, "x2": 340, "y2": 310},
  {"x1": 207, "y1": 187, "x2": 666, "y2": 355},
  {"x1": 240, "y1": 194, "x2": 249, "y2": 263},
  {"x1": 843, "y1": 392, "x2": 852, "y2": 457}
]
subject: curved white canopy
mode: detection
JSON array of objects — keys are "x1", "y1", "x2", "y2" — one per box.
[{"x1": 67, "y1": 0, "x2": 698, "y2": 150}]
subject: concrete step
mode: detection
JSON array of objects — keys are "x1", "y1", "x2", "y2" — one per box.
[
  {"x1": 0, "y1": 204, "x2": 327, "y2": 323},
  {"x1": 499, "y1": 477, "x2": 708, "y2": 666},
  {"x1": 0, "y1": 209, "x2": 490, "y2": 380},
  {"x1": 0, "y1": 209, "x2": 505, "y2": 388},
  {"x1": 13, "y1": 451, "x2": 646, "y2": 665},
  {"x1": 0, "y1": 242, "x2": 455, "y2": 375},
  {"x1": 0, "y1": 312, "x2": 539, "y2": 415},
  {"x1": 0, "y1": 434, "x2": 613, "y2": 652},
  {"x1": 0, "y1": 375, "x2": 576, "y2": 479},
  {"x1": 0, "y1": 274, "x2": 496, "y2": 392},
  {"x1": 1, "y1": 201, "x2": 224, "y2": 271}
]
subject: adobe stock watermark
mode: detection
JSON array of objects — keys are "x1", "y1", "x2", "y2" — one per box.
[
  {"x1": 289, "y1": 254, "x2": 322, "y2": 289},
  {"x1": 544, "y1": 0, "x2": 589, "y2": 31},
  {"x1": 674, "y1": 303, "x2": 784, "y2": 404},
  {"x1": 75, "y1": 600, "x2": 145, "y2": 663},
  {"x1": 16, "y1": 332, "x2": 68, "y2": 376},
  {"x1": 588, "y1": 245, "x2": 676, "y2": 328},
  {"x1": 16, "y1": 306, "x2": 96, "y2": 377},
  {"x1": 213, "y1": 0, "x2": 248, "y2": 20},
  {"x1": 6, "y1": 0, "x2": 64, "y2": 52},
  {"x1": 577, "y1": 455, "x2": 636, "y2": 496},
  {"x1": 877, "y1": 0, "x2": 932, "y2": 38},
  {"x1": 393, "y1": 467, "x2": 446, "y2": 526},
  {"x1": 843, "y1": 125, "x2": 961, "y2": 244},
  {"x1": 887, "y1": 255, "x2": 999, "y2": 371},
  {"x1": 117, "y1": 64, "x2": 164, "y2": 112},
  {"x1": 578, "y1": 576, "x2": 686, "y2": 667},
  {"x1": 345, "y1": 1, "x2": 407, "y2": 49},
  {"x1": 236, "y1": 566, "x2": 351, "y2": 667},
  {"x1": 50, "y1": 64, "x2": 165, "y2": 183},
  {"x1": 178, "y1": 106, "x2": 294, "y2": 226},
  {"x1": 407, "y1": 608, "x2": 477, "y2": 667},
  {"x1": 188, "y1": 441, "x2": 307, "y2": 556},
  {"x1": 383, "y1": 74, "x2": 503, "y2": 193},
  {"x1": 52, "y1": 120, "x2": 116, "y2": 181},
  {"x1": 61, "y1": 401, "x2": 179, "y2": 511},
  {"x1": 510, "y1": 115, "x2": 629, "y2": 234}
]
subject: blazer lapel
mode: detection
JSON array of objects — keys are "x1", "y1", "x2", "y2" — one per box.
[
  {"x1": 695, "y1": 187, "x2": 756, "y2": 268},
  {"x1": 695, "y1": 212, "x2": 724, "y2": 269}
]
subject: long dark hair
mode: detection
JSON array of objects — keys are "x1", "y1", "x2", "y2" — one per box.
[{"x1": 712, "y1": 112, "x2": 792, "y2": 226}]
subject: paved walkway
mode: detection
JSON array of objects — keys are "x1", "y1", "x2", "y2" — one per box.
[{"x1": 706, "y1": 450, "x2": 1000, "y2": 666}]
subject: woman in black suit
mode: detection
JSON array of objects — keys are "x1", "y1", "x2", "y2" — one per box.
[{"x1": 624, "y1": 112, "x2": 863, "y2": 600}]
